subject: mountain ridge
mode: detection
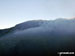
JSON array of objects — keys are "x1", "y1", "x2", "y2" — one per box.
[{"x1": 0, "y1": 18, "x2": 75, "y2": 36}]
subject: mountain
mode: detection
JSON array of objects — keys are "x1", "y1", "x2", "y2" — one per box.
[
  {"x1": 0, "y1": 19, "x2": 75, "y2": 56},
  {"x1": 0, "y1": 28, "x2": 13, "y2": 37}
]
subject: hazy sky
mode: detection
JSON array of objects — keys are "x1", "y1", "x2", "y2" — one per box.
[{"x1": 0, "y1": 0, "x2": 75, "y2": 29}]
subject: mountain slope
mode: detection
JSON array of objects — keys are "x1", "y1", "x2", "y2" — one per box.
[{"x1": 0, "y1": 28, "x2": 13, "y2": 37}]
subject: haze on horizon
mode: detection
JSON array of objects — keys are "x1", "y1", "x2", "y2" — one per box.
[{"x1": 0, "y1": 0, "x2": 75, "y2": 29}]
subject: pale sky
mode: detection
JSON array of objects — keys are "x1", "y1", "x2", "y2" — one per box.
[{"x1": 0, "y1": 0, "x2": 75, "y2": 29}]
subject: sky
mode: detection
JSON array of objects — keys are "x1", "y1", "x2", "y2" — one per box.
[{"x1": 0, "y1": 0, "x2": 75, "y2": 29}]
